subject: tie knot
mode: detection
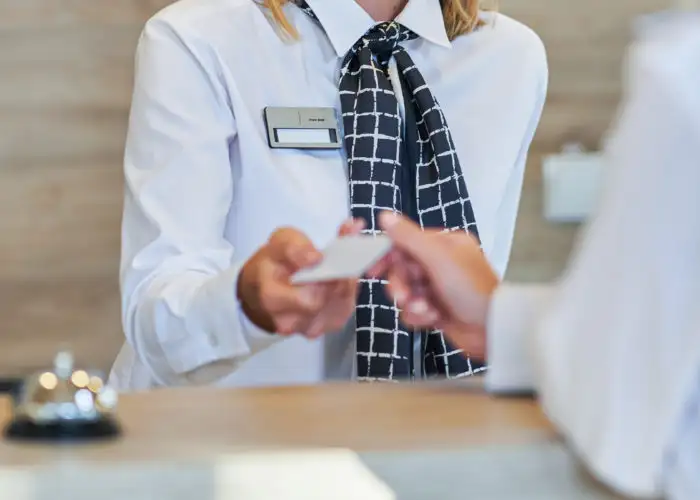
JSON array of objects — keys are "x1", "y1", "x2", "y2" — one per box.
[{"x1": 357, "y1": 22, "x2": 417, "y2": 64}]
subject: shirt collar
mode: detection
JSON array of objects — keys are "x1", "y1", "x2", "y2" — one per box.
[{"x1": 301, "y1": 0, "x2": 452, "y2": 57}]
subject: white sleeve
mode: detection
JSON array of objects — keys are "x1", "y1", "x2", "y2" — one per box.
[
  {"x1": 120, "y1": 19, "x2": 282, "y2": 387},
  {"x1": 486, "y1": 22, "x2": 700, "y2": 498},
  {"x1": 484, "y1": 283, "x2": 554, "y2": 393}
]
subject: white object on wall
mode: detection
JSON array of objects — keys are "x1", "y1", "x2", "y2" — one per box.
[{"x1": 542, "y1": 145, "x2": 605, "y2": 223}]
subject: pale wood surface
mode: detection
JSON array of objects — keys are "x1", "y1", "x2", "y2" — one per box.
[
  {"x1": 0, "y1": 383, "x2": 553, "y2": 464},
  {"x1": 0, "y1": 384, "x2": 623, "y2": 499},
  {"x1": 0, "y1": 0, "x2": 669, "y2": 376}
]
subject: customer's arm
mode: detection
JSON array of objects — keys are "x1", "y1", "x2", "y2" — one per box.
[
  {"x1": 375, "y1": 30, "x2": 700, "y2": 496},
  {"x1": 485, "y1": 29, "x2": 700, "y2": 497},
  {"x1": 483, "y1": 284, "x2": 553, "y2": 392}
]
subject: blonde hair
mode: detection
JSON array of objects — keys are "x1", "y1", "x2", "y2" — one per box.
[{"x1": 262, "y1": 0, "x2": 485, "y2": 41}]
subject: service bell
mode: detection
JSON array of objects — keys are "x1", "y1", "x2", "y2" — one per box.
[{"x1": 3, "y1": 350, "x2": 121, "y2": 441}]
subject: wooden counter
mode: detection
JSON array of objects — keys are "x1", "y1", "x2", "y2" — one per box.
[{"x1": 0, "y1": 382, "x2": 622, "y2": 499}]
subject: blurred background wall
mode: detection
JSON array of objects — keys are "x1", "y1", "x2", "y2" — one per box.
[{"x1": 0, "y1": 0, "x2": 668, "y2": 377}]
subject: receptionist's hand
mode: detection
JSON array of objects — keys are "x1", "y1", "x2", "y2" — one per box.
[{"x1": 238, "y1": 219, "x2": 364, "y2": 338}]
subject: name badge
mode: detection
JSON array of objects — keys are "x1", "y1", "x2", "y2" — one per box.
[{"x1": 264, "y1": 107, "x2": 341, "y2": 150}]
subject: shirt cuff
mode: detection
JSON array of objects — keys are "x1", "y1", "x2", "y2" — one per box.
[
  {"x1": 180, "y1": 264, "x2": 284, "y2": 384},
  {"x1": 484, "y1": 283, "x2": 553, "y2": 394},
  {"x1": 204, "y1": 263, "x2": 283, "y2": 353}
]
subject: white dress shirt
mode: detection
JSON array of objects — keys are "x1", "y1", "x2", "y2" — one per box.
[
  {"x1": 109, "y1": 0, "x2": 547, "y2": 391},
  {"x1": 485, "y1": 13, "x2": 700, "y2": 499}
]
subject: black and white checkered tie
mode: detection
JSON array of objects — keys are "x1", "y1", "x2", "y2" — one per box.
[{"x1": 297, "y1": 2, "x2": 482, "y2": 381}]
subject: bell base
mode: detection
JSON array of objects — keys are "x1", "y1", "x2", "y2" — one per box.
[{"x1": 3, "y1": 416, "x2": 121, "y2": 442}]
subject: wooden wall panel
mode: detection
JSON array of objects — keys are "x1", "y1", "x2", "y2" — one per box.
[
  {"x1": 500, "y1": 0, "x2": 669, "y2": 282},
  {"x1": 0, "y1": 164, "x2": 122, "y2": 280},
  {"x1": 0, "y1": 1, "x2": 174, "y2": 377},
  {"x1": 0, "y1": 0, "x2": 671, "y2": 376},
  {"x1": 501, "y1": 0, "x2": 669, "y2": 152},
  {"x1": 0, "y1": 0, "x2": 173, "y2": 28},
  {"x1": 0, "y1": 279, "x2": 122, "y2": 378},
  {"x1": 0, "y1": 27, "x2": 143, "y2": 167}
]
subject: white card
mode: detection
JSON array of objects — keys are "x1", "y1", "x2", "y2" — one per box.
[{"x1": 291, "y1": 234, "x2": 392, "y2": 284}]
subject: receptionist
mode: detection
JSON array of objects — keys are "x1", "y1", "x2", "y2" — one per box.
[{"x1": 109, "y1": 0, "x2": 547, "y2": 391}]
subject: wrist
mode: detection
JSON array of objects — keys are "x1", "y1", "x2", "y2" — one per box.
[
  {"x1": 442, "y1": 292, "x2": 493, "y2": 362},
  {"x1": 441, "y1": 321, "x2": 487, "y2": 362}
]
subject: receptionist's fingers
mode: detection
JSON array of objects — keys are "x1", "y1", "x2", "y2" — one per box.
[
  {"x1": 276, "y1": 310, "x2": 316, "y2": 335},
  {"x1": 267, "y1": 227, "x2": 323, "y2": 272},
  {"x1": 327, "y1": 277, "x2": 359, "y2": 302},
  {"x1": 275, "y1": 284, "x2": 335, "y2": 335},
  {"x1": 238, "y1": 230, "x2": 325, "y2": 333},
  {"x1": 259, "y1": 266, "x2": 324, "y2": 315},
  {"x1": 304, "y1": 279, "x2": 359, "y2": 338},
  {"x1": 304, "y1": 311, "x2": 332, "y2": 339}
]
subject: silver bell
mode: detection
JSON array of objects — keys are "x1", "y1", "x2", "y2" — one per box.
[{"x1": 3, "y1": 350, "x2": 121, "y2": 441}]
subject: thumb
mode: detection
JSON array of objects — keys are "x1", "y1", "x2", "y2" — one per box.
[
  {"x1": 378, "y1": 212, "x2": 440, "y2": 265},
  {"x1": 268, "y1": 227, "x2": 322, "y2": 271}
]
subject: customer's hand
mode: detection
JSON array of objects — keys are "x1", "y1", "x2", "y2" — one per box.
[
  {"x1": 368, "y1": 212, "x2": 498, "y2": 358},
  {"x1": 238, "y1": 219, "x2": 364, "y2": 338}
]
